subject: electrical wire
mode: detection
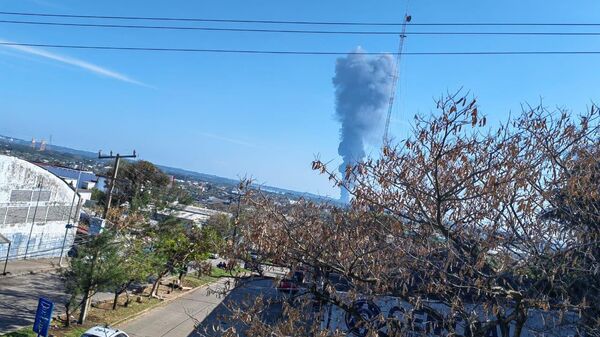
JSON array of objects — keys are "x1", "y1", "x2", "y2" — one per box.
[
  {"x1": 3, "y1": 41, "x2": 600, "y2": 56},
  {"x1": 4, "y1": 19, "x2": 600, "y2": 36},
  {"x1": 3, "y1": 11, "x2": 600, "y2": 27}
]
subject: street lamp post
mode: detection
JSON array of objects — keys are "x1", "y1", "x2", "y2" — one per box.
[
  {"x1": 58, "y1": 201, "x2": 80, "y2": 267},
  {"x1": 59, "y1": 172, "x2": 81, "y2": 267},
  {"x1": 2, "y1": 242, "x2": 10, "y2": 275},
  {"x1": 24, "y1": 181, "x2": 43, "y2": 260}
]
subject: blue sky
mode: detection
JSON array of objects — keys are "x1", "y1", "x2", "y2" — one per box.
[{"x1": 2, "y1": 0, "x2": 600, "y2": 197}]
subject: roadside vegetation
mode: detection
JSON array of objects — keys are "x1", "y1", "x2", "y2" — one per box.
[
  {"x1": 3, "y1": 159, "x2": 252, "y2": 337},
  {"x1": 12, "y1": 160, "x2": 231, "y2": 336},
  {"x1": 3, "y1": 266, "x2": 227, "y2": 337}
]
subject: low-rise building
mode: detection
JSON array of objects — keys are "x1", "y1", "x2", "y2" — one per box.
[
  {"x1": 35, "y1": 163, "x2": 102, "y2": 204},
  {"x1": 0, "y1": 155, "x2": 81, "y2": 260},
  {"x1": 157, "y1": 205, "x2": 231, "y2": 227}
]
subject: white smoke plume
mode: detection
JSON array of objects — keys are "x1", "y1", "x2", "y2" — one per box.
[{"x1": 333, "y1": 48, "x2": 394, "y2": 202}]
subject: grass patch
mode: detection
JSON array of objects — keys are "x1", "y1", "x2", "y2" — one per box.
[
  {"x1": 46, "y1": 326, "x2": 88, "y2": 337},
  {"x1": 183, "y1": 274, "x2": 216, "y2": 288},
  {"x1": 182, "y1": 266, "x2": 249, "y2": 287},
  {"x1": 210, "y1": 267, "x2": 249, "y2": 278},
  {"x1": 2, "y1": 326, "x2": 87, "y2": 337},
  {"x1": 2, "y1": 328, "x2": 36, "y2": 337},
  {"x1": 87, "y1": 296, "x2": 162, "y2": 325}
]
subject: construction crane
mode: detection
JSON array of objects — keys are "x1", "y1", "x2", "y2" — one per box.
[{"x1": 383, "y1": 13, "x2": 411, "y2": 146}]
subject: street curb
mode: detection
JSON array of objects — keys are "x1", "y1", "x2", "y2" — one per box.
[{"x1": 111, "y1": 278, "x2": 222, "y2": 327}]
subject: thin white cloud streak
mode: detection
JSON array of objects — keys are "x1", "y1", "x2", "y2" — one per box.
[
  {"x1": 27, "y1": 0, "x2": 65, "y2": 9},
  {"x1": 197, "y1": 132, "x2": 257, "y2": 148},
  {"x1": 0, "y1": 39, "x2": 149, "y2": 87}
]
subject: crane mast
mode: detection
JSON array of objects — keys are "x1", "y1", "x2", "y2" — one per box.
[{"x1": 383, "y1": 13, "x2": 411, "y2": 146}]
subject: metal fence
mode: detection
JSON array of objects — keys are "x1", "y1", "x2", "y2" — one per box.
[
  {"x1": 0, "y1": 202, "x2": 77, "y2": 226},
  {"x1": 0, "y1": 188, "x2": 78, "y2": 260}
]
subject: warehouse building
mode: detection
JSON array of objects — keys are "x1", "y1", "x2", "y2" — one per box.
[
  {"x1": 35, "y1": 163, "x2": 102, "y2": 204},
  {"x1": 0, "y1": 155, "x2": 81, "y2": 261},
  {"x1": 156, "y1": 205, "x2": 232, "y2": 227}
]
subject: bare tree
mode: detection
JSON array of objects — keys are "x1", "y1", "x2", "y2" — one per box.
[{"x1": 215, "y1": 94, "x2": 599, "y2": 337}]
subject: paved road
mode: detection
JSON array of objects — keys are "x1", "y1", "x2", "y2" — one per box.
[
  {"x1": 118, "y1": 277, "x2": 283, "y2": 337},
  {"x1": 0, "y1": 264, "x2": 286, "y2": 335},
  {"x1": 0, "y1": 272, "x2": 115, "y2": 333},
  {"x1": 192, "y1": 277, "x2": 283, "y2": 337},
  {"x1": 118, "y1": 279, "x2": 228, "y2": 337},
  {"x1": 0, "y1": 272, "x2": 68, "y2": 333}
]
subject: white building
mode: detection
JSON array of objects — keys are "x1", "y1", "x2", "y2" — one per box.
[
  {"x1": 158, "y1": 205, "x2": 231, "y2": 227},
  {"x1": 0, "y1": 155, "x2": 81, "y2": 260},
  {"x1": 35, "y1": 163, "x2": 101, "y2": 204}
]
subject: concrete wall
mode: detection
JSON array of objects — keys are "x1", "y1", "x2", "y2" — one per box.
[{"x1": 0, "y1": 155, "x2": 80, "y2": 260}]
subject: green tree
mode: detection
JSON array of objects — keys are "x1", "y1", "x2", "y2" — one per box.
[
  {"x1": 107, "y1": 160, "x2": 192, "y2": 212},
  {"x1": 62, "y1": 231, "x2": 125, "y2": 324},
  {"x1": 108, "y1": 160, "x2": 169, "y2": 211},
  {"x1": 164, "y1": 184, "x2": 194, "y2": 206},
  {"x1": 110, "y1": 240, "x2": 154, "y2": 310},
  {"x1": 90, "y1": 187, "x2": 105, "y2": 205},
  {"x1": 205, "y1": 213, "x2": 234, "y2": 241},
  {"x1": 148, "y1": 218, "x2": 213, "y2": 297}
]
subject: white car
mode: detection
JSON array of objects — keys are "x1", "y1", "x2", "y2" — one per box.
[{"x1": 81, "y1": 326, "x2": 129, "y2": 337}]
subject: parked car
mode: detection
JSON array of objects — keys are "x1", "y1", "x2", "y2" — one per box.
[
  {"x1": 81, "y1": 326, "x2": 129, "y2": 337},
  {"x1": 127, "y1": 281, "x2": 147, "y2": 294},
  {"x1": 277, "y1": 278, "x2": 300, "y2": 294},
  {"x1": 292, "y1": 270, "x2": 305, "y2": 285},
  {"x1": 243, "y1": 260, "x2": 263, "y2": 274}
]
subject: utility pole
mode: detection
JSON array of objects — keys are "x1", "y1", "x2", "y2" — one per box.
[
  {"x1": 99, "y1": 150, "x2": 137, "y2": 219},
  {"x1": 78, "y1": 150, "x2": 136, "y2": 325}
]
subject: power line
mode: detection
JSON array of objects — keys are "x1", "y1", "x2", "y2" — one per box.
[
  {"x1": 5, "y1": 19, "x2": 600, "y2": 36},
  {"x1": 4, "y1": 41, "x2": 600, "y2": 56},
  {"x1": 0, "y1": 11, "x2": 405, "y2": 26},
  {"x1": 3, "y1": 11, "x2": 600, "y2": 27},
  {"x1": 0, "y1": 19, "x2": 402, "y2": 34}
]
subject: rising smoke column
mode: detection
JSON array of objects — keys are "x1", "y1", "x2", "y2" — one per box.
[{"x1": 333, "y1": 48, "x2": 394, "y2": 202}]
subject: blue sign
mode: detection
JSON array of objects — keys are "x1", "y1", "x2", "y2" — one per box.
[{"x1": 32, "y1": 297, "x2": 54, "y2": 337}]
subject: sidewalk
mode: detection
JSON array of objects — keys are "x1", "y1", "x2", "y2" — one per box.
[{"x1": 0, "y1": 257, "x2": 62, "y2": 278}]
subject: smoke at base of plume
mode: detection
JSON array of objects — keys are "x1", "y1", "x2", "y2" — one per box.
[{"x1": 333, "y1": 48, "x2": 394, "y2": 202}]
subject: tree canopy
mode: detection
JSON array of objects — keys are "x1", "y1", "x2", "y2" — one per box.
[
  {"x1": 219, "y1": 94, "x2": 600, "y2": 337},
  {"x1": 107, "y1": 160, "x2": 191, "y2": 211}
]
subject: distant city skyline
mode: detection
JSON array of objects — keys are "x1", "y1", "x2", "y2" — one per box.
[{"x1": 3, "y1": 0, "x2": 600, "y2": 197}]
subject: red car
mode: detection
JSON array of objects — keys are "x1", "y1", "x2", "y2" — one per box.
[{"x1": 277, "y1": 278, "x2": 300, "y2": 293}]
